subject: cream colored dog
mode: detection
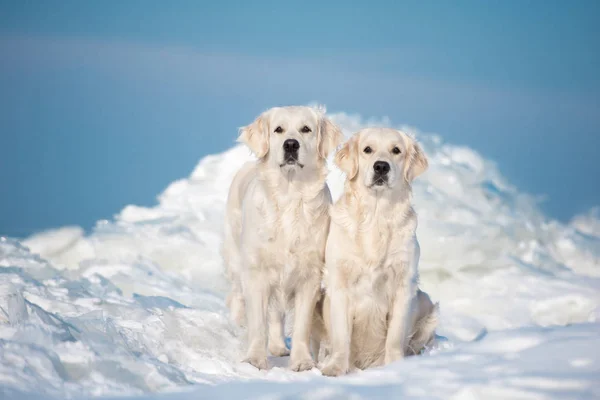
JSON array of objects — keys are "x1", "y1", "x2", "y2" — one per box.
[
  {"x1": 319, "y1": 127, "x2": 438, "y2": 376},
  {"x1": 222, "y1": 105, "x2": 343, "y2": 371}
]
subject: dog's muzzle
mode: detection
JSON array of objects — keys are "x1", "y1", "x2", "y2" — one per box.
[
  {"x1": 372, "y1": 160, "x2": 390, "y2": 186},
  {"x1": 282, "y1": 139, "x2": 303, "y2": 167}
]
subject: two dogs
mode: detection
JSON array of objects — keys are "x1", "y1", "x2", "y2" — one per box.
[{"x1": 222, "y1": 106, "x2": 437, "y2": 375}]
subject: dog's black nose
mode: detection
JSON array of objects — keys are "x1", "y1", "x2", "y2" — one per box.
[
  {"x1": 373, "y1": 161, "x2": 390, "y2": 175},
  {"x1": 283, "y1": 139, "x2": 300, "y2": 152}
]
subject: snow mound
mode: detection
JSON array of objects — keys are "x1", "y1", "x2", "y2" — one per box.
[{"x1": 2, "y1": 111, "x2": 600, "y2": 399}]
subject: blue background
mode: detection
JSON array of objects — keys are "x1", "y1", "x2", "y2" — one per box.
[{"x1": 0, "y1": 0, "x2": 598, "y2": 237}]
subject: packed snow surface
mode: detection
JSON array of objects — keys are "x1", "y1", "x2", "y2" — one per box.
[{"x1": 1, "y1": 112, "x2": 599, "y2": 399}]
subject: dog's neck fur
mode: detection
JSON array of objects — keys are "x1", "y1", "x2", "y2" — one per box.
[
  {"x1": 352, "y1": 178, "x2": 412, "y2": 215},
  {"x1": 334, "y1": 178, "x2": 416, "y2": 237},
  {"x1": 257, "y1": 158, "x2": 329, "y2": 205}
]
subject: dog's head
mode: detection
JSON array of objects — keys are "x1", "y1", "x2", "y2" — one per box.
[
  {"x1": 238, "y1": 106, "x2": 343, "y2": 174},
  {"x1": 335, "y1": 128, "x2": 428, "y2": 193}
]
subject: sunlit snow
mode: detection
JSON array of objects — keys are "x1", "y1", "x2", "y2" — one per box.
[{"x1": 1, "y1": 111, "x2": 599, "y2": 399}]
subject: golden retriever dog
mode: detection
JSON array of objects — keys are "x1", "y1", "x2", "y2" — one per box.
[
  {"x1": 222, "y1": 105, "x2": 343, "y2": 371},
  {"x1": 318, "y1": 127, "x2": 438, "y2": 376}
]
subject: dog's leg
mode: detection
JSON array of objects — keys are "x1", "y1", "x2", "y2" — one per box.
[
  {"x1": 242, "y1": 274, "x2": 270, "y2": 370},
  {"x1": 318, "y1": 294, "x2": 332, "y2": 365},
  {"x1": 320, "y1": 284, "x2": 352, "y2": 376},
  {"x1": 386, "y1": 240, "x2": 421, "y2": 364},
  {"x1": 289, "y1": 280, "x2": 319, "y2": 371},
  {"x1": 268, "y1": 289, "x2": 289, "y2": 357},
  {"x1": 228, "y1": 279, "x2": 246, "y2": 327},
  {"x1": 223, "y1": 212, "x2": 245, "y2": 326},
  {"x1": 310, "y1": 292, "x2": 327, "y2": 364},
  {"x1": 311, "y1": 333, "x2": 321, "y2": 363},
  {"x1": 385, "y1": 284, "x2": 411, "y2": 364}
]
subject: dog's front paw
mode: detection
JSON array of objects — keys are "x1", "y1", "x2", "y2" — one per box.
[
  {"x1": 320, "y1": 361, "x2": 349, "y2": 377},
  {"x1": 242, "y1": 355, "x2": 269, "y2": 370},
  {"x1": 289, "y1": 357, "x2": 315, "y2": 372}
]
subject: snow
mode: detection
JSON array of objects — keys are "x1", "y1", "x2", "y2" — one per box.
[{"x1": 2, "y1": 111, "x2": 600, "y2": 399}]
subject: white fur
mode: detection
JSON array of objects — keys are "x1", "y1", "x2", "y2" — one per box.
[
  {"x1": 222, "y1": 105, "x2": 343, "y2": 371},
  {"x1": 319, "y1": 127, "x2": 438, "y2": 376}
]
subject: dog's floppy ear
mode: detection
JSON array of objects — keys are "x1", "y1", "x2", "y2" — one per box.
[
  {"x1": 335, "y1": 134, "x2": 359, "y2": 180},
  {"x1": 318, "y1": 116, "x2": 344, "y2": 159},
  {"x1": 238, "y1": 111, "x2": 270, "y2": 159},
  {"x1": 403, "y1": 134, "x2": 428, "y2": 182}
]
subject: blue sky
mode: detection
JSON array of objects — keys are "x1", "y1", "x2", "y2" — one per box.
[{"x1": 0, "y1": 0, "x2": 598, "y2": 237}]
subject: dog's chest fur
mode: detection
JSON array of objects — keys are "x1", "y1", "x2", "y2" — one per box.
[
  {"x1": 256, "y1": 180, "x2": 329, "y2": 280},
  {"x1": 333, "y1": 201, "x2": 417, "y2": 368},
  {"x1": 358, "y1": 220, "x2": 410, "y2": 301},
  {"x1": 339, "y1": 202, "x2": 416, "y2": 300}
]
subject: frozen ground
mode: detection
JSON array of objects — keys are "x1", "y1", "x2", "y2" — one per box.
[{"x1": 1, "y1": 111, "x2": 599, "y2": 399}]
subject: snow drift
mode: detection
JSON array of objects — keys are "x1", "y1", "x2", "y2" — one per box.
[{"x1": 1, "y1": 111, "x2": 599, "y2": 399}]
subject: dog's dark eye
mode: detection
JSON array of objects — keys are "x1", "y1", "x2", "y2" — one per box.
[
  {"x1": 301, "y1": 125, "x2": 311, "y2": 133},
  {"x1": 363, "y1": 146, "x2": 372, "y2": 154},
  {"x1": 392, "y1": 147, "x2": 401, "y2": 154},
  {"x1": 274, "y1": 126, "x2": 283, "y2": 133}
]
